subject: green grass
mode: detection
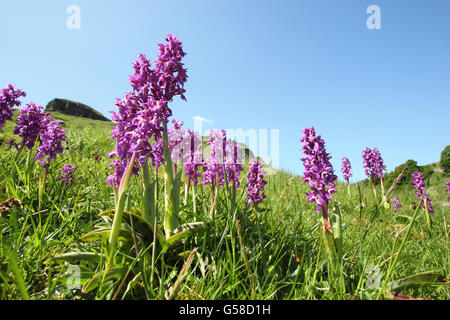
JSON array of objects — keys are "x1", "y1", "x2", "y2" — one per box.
[
  {"x1": 0, "y1": 114, "x2": 449, "y2": 300},
  {"x1": 49, "y1": 111, "x2": 112, "y2": 131}
]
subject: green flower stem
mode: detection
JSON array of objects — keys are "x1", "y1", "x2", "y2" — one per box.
[
  {"x1": 184, "y1": 177, "x2": 190, "y2": 206},
  {"x1": 357, "y1": 182, "x2": 363, "y2": 220},
  {"x1": 380, "y1": 176, "x2": 389, "y2": 209},
  {"x1": 109, "y1": 152, "x2": 137, "y2": 260},
  {"x1": 142, "y1": 159, "x2": 168, "y2": 249},
  {"x1": 231, "y1": 185, "x2": 236, "y2": 216},
  {"x1": 162, "y1": 121, "x2": 178, "y2": 236},
  {"x1": 209, "y1": 184, "x2": 216, "y2": 219},
  {"x1": 320, "y1": 206, "x2": 338, "y2": 272},
  {"x1": 321, "y1": 204, "x2": 345, "y2": 296},
  {"x1": 173, "y1": 163, "x2": 178, "y2": 180},
  {"x1": 38, "y1": 167, "x2": 48, "y2": 210},
  {"x1": 162, "y1": 126, "x2": 173, "y2": 195},
  {"x1": 321, "y1": 222, "x2": 338, "y2": 271},
  {"x1": 209, "y1": 165, "x2": 220, "y2": 219},
  {"x1": 192, "y1": 181, "x2": 197, "y2": 214},
  {"x1": 424, "y1": 198, "x2": 432, "y2": 228},
  {"x1": 370, "y1": 176, "x2": 379, "y2": 207},
  {"x1": 331, "y1": 203, "x2": 343, "y2": 260}
]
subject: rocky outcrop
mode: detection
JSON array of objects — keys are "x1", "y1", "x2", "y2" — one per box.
[{"x1": 45, "y1": 98, "x2": 110, "y2": 122}]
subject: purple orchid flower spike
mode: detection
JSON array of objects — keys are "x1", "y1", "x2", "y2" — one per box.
[
  {"x1": 183, "y1": 129, "x2": 204, "y2": 186},
  {"x1": 107, "y1": 34, "x2": 188, "y2": 187},
  {"x1": 246, "y1": 159, "x2": 267, "y2": 206},
  {"x1": 412, "y1": 171, "x2": 434, "y2": 228},
  {"x1": 0, "y1": 84, "x2": 26, "y2": 132},
  {"x1": 35, "y1": 119, "x2": 66, "y2": 168},
  {"x1": 362, "y1": 147, "x2": 387, "y2": 205},
  {"x1": 13, "y1": 102, "x2": 66, "y2": 167},
  {"x1": 300, "y1": 127, "x2": 337, "y2": 219},
  {"x1": 411, "y1": 171, "x2": 434, "y2": 214},
  {"x1": 59, "y1": 164, "x2": 76, "y2": 186},
  {"x1": 446, "y1": 180, "x2": 450, "y2": 205},
  {"x1": 341, "y1": 157, "x2": 352, "y2": 183},
  {"x1": 225, "y1": 139, "x2": 244, "y2": 189},
  {"x1": 362, "y1": 147, "x2": 386, "y2": 179},
  {"x1": 300, "y1": 127, "x2": 342, "y2": 273},
  {"x1": 391, "y1": 198, "x2": 401, "y2": 213},
  {"x1": 14, "y1": 102, "x2": 49, "y2": 149},
  {"x1": 202, "y1": 129, "x2": 226, "y2": 189},
  {"x1": 341, "y1": 157, "x2": 352, "y2": 196}
]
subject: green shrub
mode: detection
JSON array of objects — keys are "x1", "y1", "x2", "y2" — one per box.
[
  {"x1": 384, "y1": 159, "x2": 419, "y2": 187},
  {"x1": 440, "y1": 145, "x2": 450, "y2": 173}
]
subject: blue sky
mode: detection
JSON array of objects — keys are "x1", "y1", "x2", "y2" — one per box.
[{"x1": 1, "y1": 0, "x2": 449, "y2": 181}]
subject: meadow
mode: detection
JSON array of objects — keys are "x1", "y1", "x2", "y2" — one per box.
[{"x1": 0, "y1": 35, "x2": 449, "y2": 301}]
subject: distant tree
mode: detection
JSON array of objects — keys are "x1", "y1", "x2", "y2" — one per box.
[
  {"x1": 384, "y1": 159, "x2": 419, "y2": 187},
  {"x1": 441, "y1": 145, "x2": 450, "y2": 173}
]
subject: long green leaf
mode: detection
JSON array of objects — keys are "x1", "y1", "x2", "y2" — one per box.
[
  {"x1": 82, "y1": 267, "x2": 127, "y2": 294},
  {"x1": 390, "y1": 272, "x2": 449, "y2": 291},
  {"x1": 78, "y1": 228, "x2": 131, "y2": 242},
  {"x1": 166, "y1": 222, "x2": 208, "y2": 247}
]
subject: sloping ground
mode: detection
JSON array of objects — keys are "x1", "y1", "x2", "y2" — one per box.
[
  {"x1": 49, "y1": 111, "x2": 112, "y2": 132},
  {"x1": 1, "y1": 109, "x2": 262, "y2": 167},
  {"x1": 0, "y1": 109, "x2": 112, "y2": 140}
]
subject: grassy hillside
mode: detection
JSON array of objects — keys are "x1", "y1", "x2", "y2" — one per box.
[
  {"x1": 0, "y1": 112, "x2": 449, "y2": 300},
  {"x1": 1, "y1": 109, "x2": 112, "y2": 145},
  {"x1": 49, "y1": 111, "x2": 112, "y2": 131}
]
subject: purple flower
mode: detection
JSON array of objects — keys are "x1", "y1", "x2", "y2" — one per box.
[
  {"x1": 246, "y1": 159, "x2": 267, "y2": 205},
  {"x1": 35, "y1": 119, "x2": 66, "y2": 168},
  {"x1": 107, "y1": 34, "x2": 188, "y2": 187},
  {"x1": 59, "y1": 164, "x2": 76, "y2": 185},
  {"x1": 202, "y1": 130, "x2": 225, "y2": 188},
  {"x1": 168, "y1": 119, "x2": 186, "y2": 162},
  {"x1": 107, "y1": 94, "x2": 162, "y2": 186},
  {"x1": 341, "y1": 157, "x2": 352, "y2": 182},
  {"x1": 362, "y1": 147, "x2": 386, "y2": 179},
  {"x1": 411, "y1": 171, "x2": 434, "y2": 214},
  {"x1": 300, "y1": 127, "x2": 337, "y2": 213},
  {"x1": 151, "y1": 136, "x2": 165, "y2": 170},
  {"x1": 391, "y1": 197, "x2": 401, "y2": 213},
  {"x1": 12, "y1": 102, "x2": 65, "y2": 167},
  {"x1": 447, "y1": 180, "x2": 450, "y2": 202},
  {"x1": 153, "y1": 33, "x2": 188, "y2": 102},
  {"x1": 14, "y1": 102, "x2": 49, "y2": 149},
  {"x1": 183, "y1": 129, "x2": 204, "y2": 186},
  {"x1": 0, "y1": 84, "x2": 26, "y2": 132},
  {"x1": 225, "y1": 139, "x2": 244, "y2": 188}
]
